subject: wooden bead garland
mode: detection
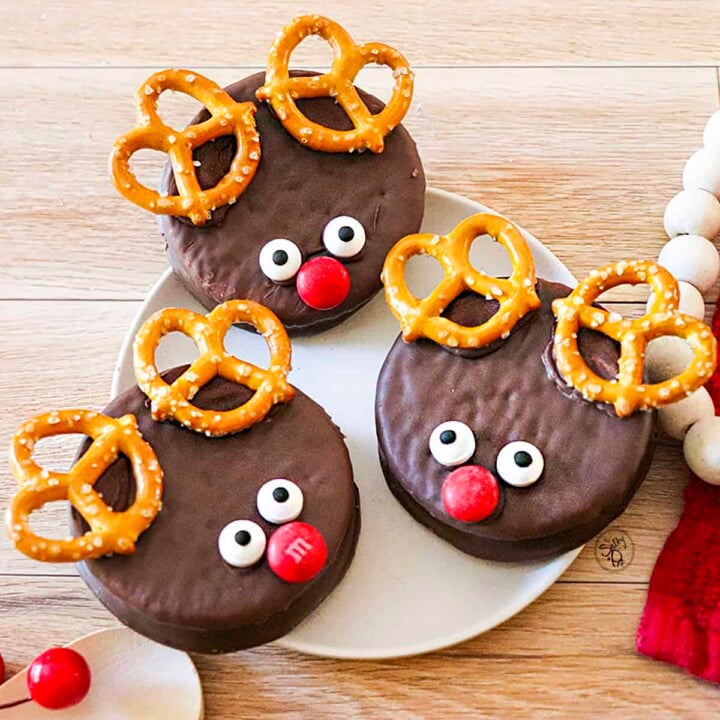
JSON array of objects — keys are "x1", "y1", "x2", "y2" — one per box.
[{"x1": 655, "y1": 110, "x2": 720, "y2": 484}]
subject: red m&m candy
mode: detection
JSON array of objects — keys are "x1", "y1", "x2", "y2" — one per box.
[
  {"x1": 267, "y1": 522, "x2": 328, "y2": 583},
  {"x1": 441, "y1": 465, "x2": 499, "y2": 523},
  {"x1": 296, "y1": 256, "x2": 351, "y2": 311}
]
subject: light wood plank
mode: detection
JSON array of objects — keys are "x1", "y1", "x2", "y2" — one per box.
[
  {"x1": 0, "y1": 577, "x2": 717, "y2": 718},
  {"x1": 1, "y1": 67, "x2": 718, "y2": 301},
  {"x1": 2, "y1": 1, "x2": 720, "y2": 67}
]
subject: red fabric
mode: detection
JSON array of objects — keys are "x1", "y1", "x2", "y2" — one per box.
[{"x1": 636, "y1": 297, "x2": 720, "y2": 682}]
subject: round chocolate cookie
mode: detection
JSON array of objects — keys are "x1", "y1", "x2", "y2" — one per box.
[
  {"x1": 73, "y1": 367, "x2": 360, "y2": 653},
  {"x1": 375, "y1": 279, "x2": 657, "y2": 562},
  {"x1": 159, "y1": 71, "x2": 425, "y2": 335}
]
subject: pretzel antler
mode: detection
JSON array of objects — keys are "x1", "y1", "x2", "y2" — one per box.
[
  {"x1": 552, "y1": 260, "x2": 717, "y2": 417},
  {"x1": 111, "y1": 69, "x2": 261, "y2": 225},
  {"x1": 256, "y1": 15, "x2": 413, "y2": 153},
  {"x1": 7, "y1": 410, "x2": 163, "y2": 563},
  {"x1": 381, "y1": 213, "x2": 541, "y2": 349},
  {"x1": 133, "y1": 300, "x2": 295, "y2": 436}
]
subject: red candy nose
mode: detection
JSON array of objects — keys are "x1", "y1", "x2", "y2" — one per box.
[
  {"x1": 441, "y1": 465, "x2": 499, "y2": 523},
  {"x1": 267, "y1": 522, "x2": 328, "y2": 583},
  {"x1": 296, "y1": 256, "x2": 351, "y2": 310}
]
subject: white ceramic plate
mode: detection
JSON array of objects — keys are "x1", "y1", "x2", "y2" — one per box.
[
  {"x1": 112, "y1": 188, "x2": 581, "y2": 659},
  {"x1": 0, "y1": 628, "x2": 203, "y2": 719}
]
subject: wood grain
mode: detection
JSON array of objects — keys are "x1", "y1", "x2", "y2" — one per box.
[
  {"x1": 1, "y1": 67, "x2": 718, "y2": 302},
  {"x1": 2, "y1": 1, "x2": 719, "y2": 67},
  {"x1": 1, "y1": 577, "x2": 717, "y2": 718},
  {"x1": 3, "y1": 2, "x2": 720, "y2": 716}
]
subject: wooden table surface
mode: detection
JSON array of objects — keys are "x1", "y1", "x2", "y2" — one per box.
[{"x1": 2, "y1": 2, "x2": 720, "y2": 717}]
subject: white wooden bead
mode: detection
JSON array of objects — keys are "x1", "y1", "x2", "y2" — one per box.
[
  {"x1": 677, "y1": 280, "x2": 706, "y2": 318},
  {"x1": 658, "y1": 387, "x2": 715, "y2": 440},
  {"x1": 683, "y1": 416, "x2": 720, "y2": 485},
  {"x1": 683, "y1": 147, "x2": 720, "y2": 197},
  {"x1": 644, "y1": 336, "x2": 694, "y2": 383},
  {"x1": 703, "y1": 110, "x2": 720, "y2": 153},
  {"x1": 663, "y1": 189, "x2": 720, "y2": 239},
  {"x1": 646, "y1": 281, "x2": 705, "y2": 319},
  {"x1": 657, "y1": 234, "x2": 720, "y2": 292}
]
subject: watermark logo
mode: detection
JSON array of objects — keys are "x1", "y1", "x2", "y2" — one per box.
[{"x1": 594, "y1": 527, "x2": 634, "y2": 571}]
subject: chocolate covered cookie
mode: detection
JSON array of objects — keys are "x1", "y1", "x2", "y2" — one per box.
[
  {"x1": 376, "y1": 281, "x2": 655, "y2": 561},
  {"x1": 73, "y1": 369, "x2": 360, "y2": 653},
  {"x1": 376, "y1": 213, "x2": 715, "y2": 562},
  {"x1": 110, "y1": 16, "x2": 425, "y2": 334}
]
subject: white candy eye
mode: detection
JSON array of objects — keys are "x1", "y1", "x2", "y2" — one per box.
[
  {"x1": 218, "y1": 520, "x2": 266, "y2": 567},
  {"x1": 496, "y1": 441, "x2": 544, "y2": 487},
  {"x1": 322, "y1": 216, "x2": 366, "y2": 258},
  {"x1": 256, "y1": 479, "x2": 304, "y2": 524},
  {"x1": 259, "y1": 238, "x2": 303, "y2": 282},
  {"x1": 429, "y1": 421, "x2": 476, "y2": 467}
]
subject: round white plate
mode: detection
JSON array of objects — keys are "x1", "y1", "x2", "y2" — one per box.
[
  {"x1": 0, "y1": 628, "x2": 203, "y2": 719},
  {"x1": 113, "y1": 187, "x2": 581, "y2": 659}
]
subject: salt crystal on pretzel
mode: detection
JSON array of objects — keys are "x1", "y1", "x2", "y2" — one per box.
[
  {"x1": 110, "y1": 69, "x2": 261, "y2": 225},
  {"x1": 133, "y1": 300, "x2": 295, "y2": 436},
  {"x1": 381, "y1": 213, "x2": 541, "y2": 349},
  {"x1": 7, "y1": 410, "x2": 163, "y2": 563},
  {"x1": 256, "y1": 15, "x2": 413, "y2": 153},
  {"x1": 552, "y1": 260, "x2": 717, "y2": 417}
]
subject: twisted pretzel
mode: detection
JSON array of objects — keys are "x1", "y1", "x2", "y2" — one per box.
[
  {"x1": 381, "y1": 213, "x2": 542, "y2": 349},
  {"x1": 110, "y1": 69, "x2": 261, "y2": 225},
  {"x1": 133, "y1": 300, "x2": 295, "y2": 436},
  {"x1": 552, "y1": 260, "x2": 717, "y2": 417},
  {"x1": 256, "y1": 15, "x2": 413, "y2": 153},
  {"x1": 7, "y1": 410, "x2": 163, "y2": 563}
]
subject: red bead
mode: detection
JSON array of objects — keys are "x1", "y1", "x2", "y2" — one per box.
[
  {"x1": 27, "y1": 648, "x2": 91, "y2": 710},
  {"x1": 441, "y1": 465, "x2": 499, "y2": 523},
  {"x1": 296, "y1": 256, "x2": 351, "y2": 310},
  {"x1": 267, "y1": 522, "x2": 328, "y2": 583}
]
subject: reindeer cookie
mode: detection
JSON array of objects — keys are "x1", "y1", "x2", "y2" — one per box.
[
  {"x1": 376, "y1": 214, "x2": 716, "y2": 562},
  {"x1": 7, "y1": 301, "x2": 360, "y2": 653},
  {"x1": 110, "y1": 16, "x2": 425, "y2": 334}
]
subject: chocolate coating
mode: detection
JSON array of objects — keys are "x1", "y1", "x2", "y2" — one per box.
[
  {"x1": 160, "y1": 71, "x2": 425, "y2": 334},
  {"x1": 73, "y1": 367, "x2": 360, "y2": 653},
  {"x1": 375, "y1": 280, "x2": 657, "y2": 562}
]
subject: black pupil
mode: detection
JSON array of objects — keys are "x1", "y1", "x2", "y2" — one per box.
[
  {"x1": 273, "y1": 487, "x2": 290, "y2": 503},
  {"x1": 272, "y1": 249, "x2": 289, "y2": 266},
  {"x1": 439, "y1": 430, "x2": 457, "y2": 445},
  {"x1": 514, "y1": 451, "x2": 533, "y2": 468},
  {"x1": 234, "y1": 530, "x2": 252, "y2": 546},
  {"x1": 338, "y1": 225, "x2": 355, "y2": 242}
]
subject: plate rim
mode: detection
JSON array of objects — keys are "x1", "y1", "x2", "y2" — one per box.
[{"x1": 111, "y1": 187, "x2": 583, "y2": 660}]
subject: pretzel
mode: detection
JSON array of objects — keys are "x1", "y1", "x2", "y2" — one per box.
[
  {"x1": 7, "y1": 410, "x2": 163, "y2": 563},
  {"x1": 381, "y1": 213, "x2": 542, "y2": 349},
  {"x1": 133, "y1": 300, "x2": 295, "y2": 436},
  {"x1": 552, "y1": 260, "x2": 717, "y2": 417},
  {"x1": 256, "y1": 15, "x2": 413, "y2": 153},
  {"x1": 110, "y1": 69, "x2": 261, "y2": 226}
]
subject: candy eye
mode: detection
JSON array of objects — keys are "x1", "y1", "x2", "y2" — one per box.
[
  {"x1": 217, "y1": 520, "x2": 267, "y2": 567},
  {"x1": 322, "y1": 216, "x2": 366, "y2": 258},
  {"x1": 495, "y1": 441, "x2": 544, "y2": 487},
  {"x1": 429, "y1": 421, "x2": 476, "y2": 467},
  {"x1": 259, "y1": 238, "x2": 303, "y2": 282},
  {"x1": 257, "y1": 479, "x2": 304, "y2": 524}
]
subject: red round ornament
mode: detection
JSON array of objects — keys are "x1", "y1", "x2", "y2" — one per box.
[
  {"x1": 26, "y1": 647, "x2": 91, "y2": 710},
  {"x1": 441, "y1": 465, "x2": 500, "y2": 523},
  {"x1": 296, "y1": 256, "x2": 351, "y2": 310},
  {"x1": 267, "y1": 521, "x2": 328, "y2": 583}
]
